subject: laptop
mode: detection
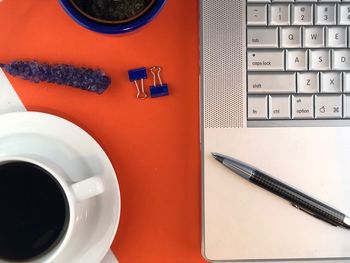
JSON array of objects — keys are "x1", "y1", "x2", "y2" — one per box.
[{"x1": 200, "y1": 0, "x2": 350, "y2": 261}]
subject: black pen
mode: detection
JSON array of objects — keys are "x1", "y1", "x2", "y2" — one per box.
[{"x1": 212, "y1": 152, "x2": 350, "y2": 229}]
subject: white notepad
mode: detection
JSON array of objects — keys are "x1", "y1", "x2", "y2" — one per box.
[{"x1": 0, "y1": 69, "x2": 26, "y2": 114}]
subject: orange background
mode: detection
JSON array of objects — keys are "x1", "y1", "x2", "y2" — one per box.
[{"x1": 0, "y1": 1, "x2": 204, "y2": 262}]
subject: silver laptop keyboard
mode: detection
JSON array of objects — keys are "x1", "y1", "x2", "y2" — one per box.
[{"x1": 247, "y1": 0, "x2": 350, "y2": 123}]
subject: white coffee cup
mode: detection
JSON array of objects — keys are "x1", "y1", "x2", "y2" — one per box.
[{"x1": 0, "y1": 156, "x2": 105, "y2": 263}]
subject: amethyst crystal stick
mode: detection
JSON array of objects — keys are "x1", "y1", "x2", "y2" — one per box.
[{"x1": 0, "y1": 61, "x2": 111, "y2": 94}]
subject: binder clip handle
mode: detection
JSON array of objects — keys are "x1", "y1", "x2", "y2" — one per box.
[{"x1": 150, "y1": 66, "x2": 163, "y2": 87}]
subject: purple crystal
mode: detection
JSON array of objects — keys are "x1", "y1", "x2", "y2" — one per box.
[{"x1": 1, "y1": 61, "x2": 111, "y2": 94}]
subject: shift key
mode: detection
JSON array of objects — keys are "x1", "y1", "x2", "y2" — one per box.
[
  {"x1": 248, "y1": 50, "x2": 285, "y2": 71},
  {"x1": 248, "y1": 73, "x2": 296, "y2": 94},
  {"x1": 247, "y1": 27, "x2": 278, "y2": 48}
]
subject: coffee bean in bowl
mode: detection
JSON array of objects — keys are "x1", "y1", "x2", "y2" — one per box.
[
  {"x1": 71, "y1": 0, "x2": 155, "y2": 24},
  {"x1": 60, "y1": 0, "x2": 167, "y2": 34}
]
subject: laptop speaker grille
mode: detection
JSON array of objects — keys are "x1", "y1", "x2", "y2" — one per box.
[{"x1": 201, "y1": 0, "x2": 245, "y2": 128}]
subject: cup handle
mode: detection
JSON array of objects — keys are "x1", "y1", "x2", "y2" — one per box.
[{"x1": 71, "y1": 176, "x2": 105, "y2": 201}]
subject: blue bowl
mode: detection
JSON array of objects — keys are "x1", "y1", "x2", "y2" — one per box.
[{"x1": 59, "y1": 0, "x2": 167, "y2": 34}]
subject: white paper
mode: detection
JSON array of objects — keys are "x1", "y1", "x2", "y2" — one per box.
[
  {"x1": 0, "y1": 69, "x2": 26, "y2": 114},
  {"x1": 100, "y1": 250, "x2": 119, "y2": 263}
]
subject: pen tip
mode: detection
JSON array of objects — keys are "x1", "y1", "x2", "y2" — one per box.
[{"x1": 211, "y1": 152, "x2": 224, "y2": 163}]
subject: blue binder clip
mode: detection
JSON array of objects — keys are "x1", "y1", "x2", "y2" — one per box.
[
  {"x1": 149, "y1": 66, "x2": 169, "y2": 98},
  {"x1": 128, "y1": 67, "x2": 148, "y2": 99}
]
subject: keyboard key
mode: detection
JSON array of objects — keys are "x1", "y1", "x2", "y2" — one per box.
[
  {"x1": 248, "y1": 96, "x2": 268, "y2": 119},
  {"x1": 280, "y1": 27, "x2": 302, "y2": 48},
  {"x1": 248, "y1": 73, "x2": 296, "y2": 94},
  {"x1": 315, "y1": 4, "x2": 336, "y2": 25},
  {"x1": 247, "y1": 5, "x2": 268, "y2": 25},
  {"x1": 303, "y1": 26, "x2": 324, "y2": 48},
  {"x1": 269, "y1": 4, "x2": 291, "y2": 25},
  {"x1": 286, "y1": 49, "x2": 308, "y2": 71},
  {"x1": 297, "y1": 72, "x2": 319, "y2": 93},
  {"x1": 292, "y1": 4, "x2": 313, "y2": 25},
  {"x1": 326, "y1": 27, "x2": 347, "y2": 48},
  {"x1": 320, "y1": 72, "x2": 342, "y2": 93},
  {"x1": 315, "y1": 95, "x2": 342, "y2": 118},
  {"x1": 343, "y1": 72, "x2": 350, "y2": 93},
  {"x1": 309, "y1": 49, "x2": 331, "y2": 71},
  {"x1": 247, "y1": 27, "x2": 279, "y2": 48},
  {"x1": 332, "y1": 49, "x2": 350, "y2": 70},
  {"x1": 248, "y1": 50, "x2": 285, "y2": 71},
  {"x1": 247, "y1": 0, "x2": 270, "y2": 2},
  {"x1": 292, "y1": 95, "x2": 314, "y2": 119},
  {"x1": 303, "y1": 27, "x2": 325, "y2": 48},
  {"x1": 269, "y1": 95, "x2": 291, "y2": 119},
  {"x1": 343, "y1": 95, "x2": 350, "y2": 118},
  {"x1": 338, "y1": 4, "x2": 350, "y2": 25}
]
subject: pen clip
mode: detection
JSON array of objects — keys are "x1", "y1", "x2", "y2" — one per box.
[{"x1": 290, "y1": 203, "x2": 338, "y2": 227}]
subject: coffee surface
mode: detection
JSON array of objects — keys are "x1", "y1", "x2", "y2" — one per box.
[
  {"x1": 0, "y1": 162, "x2": 69, "y2": 261},
  {"x1": 72, "y1": 0, "x2": 152, "y2": 22}
]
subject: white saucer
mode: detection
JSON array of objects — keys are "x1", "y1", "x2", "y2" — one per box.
[{"x1": 0, "y1": 112, "x2": 120, "y2": 263}]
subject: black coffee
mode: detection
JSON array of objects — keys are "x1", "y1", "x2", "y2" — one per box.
[{"x1": 0, "y1": 162, "x2": 69, "y2": 261}]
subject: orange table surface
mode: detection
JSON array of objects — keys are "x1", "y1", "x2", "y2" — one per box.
[{"x1": 0, "y1": 1, "x2": 204, "y2": 262}]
